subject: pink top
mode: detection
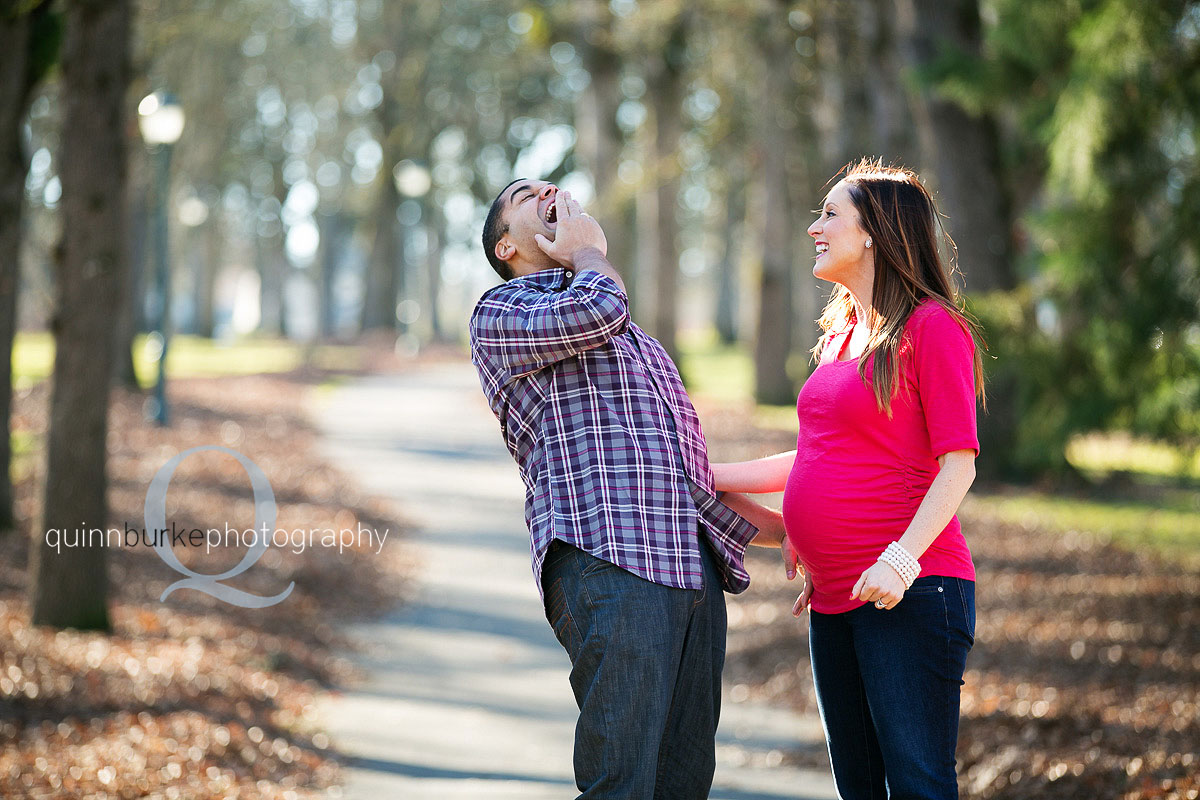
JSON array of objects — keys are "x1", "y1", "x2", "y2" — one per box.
[{"x1": 781, "y1": 299, "x2": 979, "y2": 614}]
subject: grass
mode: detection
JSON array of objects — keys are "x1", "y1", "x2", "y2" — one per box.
[
  {"x1": 12, "y1": 331, "x2": 365, "y2": 391},
  {"x1": 678, "y1": 327, "x2": 1200, "y2": 565},
  {"x1": 10, "y1": 332, "x2": 369, "y2": 489},
  {"x1": 1066, "y1": 432, "x2": 1200, "y2": 481},
  {"x1": 678, "y1": 329, "x2": 797, "y2": 429},
  {"x1": 8, "y1": 430, "x2": 38, "y2": 484},
  {"x1": 965, "y1": 491, "x2": 1200, "y2": 568}
]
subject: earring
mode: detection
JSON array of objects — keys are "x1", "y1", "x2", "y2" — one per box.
[{"x1": 865, "y1": 237, "x2": 873, "y2": 249}]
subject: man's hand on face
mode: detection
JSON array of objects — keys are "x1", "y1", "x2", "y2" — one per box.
[{"x1": 534, "y1": 190, "x2": 608, "y2": 268}]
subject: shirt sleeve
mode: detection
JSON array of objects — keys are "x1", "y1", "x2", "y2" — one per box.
[
  {"x1": 911, "y1": 306, "x2": 980, "y2": 458},
  {"x1": 469, "y1": 270, "x2": 630, "y2": 380}
]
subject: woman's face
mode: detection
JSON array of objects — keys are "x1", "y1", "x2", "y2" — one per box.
[{"x1": 807, "y1": 180, "x2": 873, "y2": 288}]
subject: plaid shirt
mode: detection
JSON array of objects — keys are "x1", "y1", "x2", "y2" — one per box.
[{"x1": 469, "y1": 266, "x2": 757, "y2": 598}]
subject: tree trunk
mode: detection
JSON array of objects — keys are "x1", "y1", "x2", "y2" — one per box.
[
  {"x1": 714, "y1": 182, "x2": 744, "y2": 345},
  {"x1": 193, "y1": 216, "x2": 220, "y2": 338},
  {"x1": 423, "y1": 199, "x2": 444, "y2": 342},
  {"x1": 317, "y1": 210, "x2": 347, "y2": 340},
  {"x1": 1, "y1": 1, "x2": 57, "y2": 533},
  {"x1": 112, "y1": 158, "x2": 146, "y2": 388},
  {"x1": 754, "y1": 5, "x2": 797, "y2": 406},
  {"x1": 632, "y1": 171, "x2": 656, "y2": 328},
  {"x1": 649, "y1": 20, "x2": 687, "y2": 362},
  {"x1": 894, "y1": 0, "x2": 1018, "y2": 479},
  {"x1": 259, "y1": 160, "x2": 289, "y2": 336},
  {"x1": 894, "y1": 0, "x2": 1015, "y2": 293},
  {"x1": 574, "y1": 7, "x2": 632, "y2": 289},
  {"x1": 863, "y1": 0, "x2": 918, "y2": 161},
  {"x1": 0, "y1": 9, "x2": 33, "y2": 533},
  {"x1": 30, "y1": 0, "x2": 130, "y2": 630},
  {"x1": 362, "y1": 168, "x2": 400, "y2": 331}
]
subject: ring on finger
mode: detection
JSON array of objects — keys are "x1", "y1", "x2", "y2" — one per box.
[{"x1": 875, "y1": 599, "x2": 887, "y2": 609}]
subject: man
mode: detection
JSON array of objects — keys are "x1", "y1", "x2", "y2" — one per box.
[{"x1": 469, "y1": 179, "x2": 791, "y2": 799}]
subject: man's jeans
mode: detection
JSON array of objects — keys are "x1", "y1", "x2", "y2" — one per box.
[
  {"x1": 809, "y1": 575, "x2": 976, "y2": 800},
  {"x1": 540, "y1": 537, "x2": 727, "y2": 800}
]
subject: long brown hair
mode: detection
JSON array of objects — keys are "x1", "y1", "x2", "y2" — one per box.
[{"x1": 811, "y1": 158, "x2": 987, "y2": 415}]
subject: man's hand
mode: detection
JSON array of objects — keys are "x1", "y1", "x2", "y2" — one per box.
[
  {"x1": 719, "y1": 491, "x2": 802, "y2": 582},
  {"x1": 781, "y1": 534, "x2": 801, "y2": 581},
  {"x1": 534, "y1": 190, "x2": 608, "y2": 268},
  {"x1": 791, "y1": 569, "x2": 814, "y2": 616}
]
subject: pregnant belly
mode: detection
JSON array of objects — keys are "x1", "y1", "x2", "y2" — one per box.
[{"x1": 782, "y1": 466, "x2": 911, "y2": 571}]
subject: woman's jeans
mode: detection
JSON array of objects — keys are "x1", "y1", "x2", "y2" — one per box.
[
  {"x1": 540, "y1": 537, "x2": 727, "y2": 800},
  {"x1": 809, "y1": 575, "x2": 976, "y2": 800}
]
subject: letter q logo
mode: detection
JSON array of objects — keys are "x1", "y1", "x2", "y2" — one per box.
[{"x1": 145, "y1": 445, "x2": 293, "y2": 608}]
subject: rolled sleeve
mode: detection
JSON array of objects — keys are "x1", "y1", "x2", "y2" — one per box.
[{"x1": 470, "y1": 270, "x2": 630, "y2": 380}]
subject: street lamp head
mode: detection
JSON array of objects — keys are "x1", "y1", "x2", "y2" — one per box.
[{"x1": 138, "y1": 92, "x2": 186, "y2": 145}]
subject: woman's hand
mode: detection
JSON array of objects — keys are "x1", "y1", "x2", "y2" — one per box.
[
  {"x1": 851, "y1": 561, "x2": 907, "y2": 610},
  {"x1": 792, "y1": 568, "x2": 814, "y2": 616}
]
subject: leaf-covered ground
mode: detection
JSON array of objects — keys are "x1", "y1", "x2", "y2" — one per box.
[
  {"x1": 1, "y1": 348, "x2": 417, "y2": 799},
  {"x1": 701, "y1": 403, "x2": 1200, "y2": 800}
]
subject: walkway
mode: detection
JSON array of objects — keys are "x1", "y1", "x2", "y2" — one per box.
[{"x1": 314, "y1": 360, "x2": 836, "y2": 800}]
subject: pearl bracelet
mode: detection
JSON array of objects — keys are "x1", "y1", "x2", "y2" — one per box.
[{"x1": 878, "y1": 541, "x2": 921, "y2": 589}]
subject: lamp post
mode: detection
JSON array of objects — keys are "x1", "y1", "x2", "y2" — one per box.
[{"x1": 137, "y1": 92, "x2": 184, "y2": 426}]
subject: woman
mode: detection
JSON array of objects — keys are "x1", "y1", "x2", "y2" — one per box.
[{"x1": 716, "y1": 159, "x2": 985, "y2": 799}]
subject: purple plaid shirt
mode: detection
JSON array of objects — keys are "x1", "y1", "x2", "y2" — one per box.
[{"x1": 469, "y1": 266, "x2": 757, "y2": 598}]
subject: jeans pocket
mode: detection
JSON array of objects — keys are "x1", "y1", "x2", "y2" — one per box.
[
  {"x1": 905, "y1": 576, "x2": 944, "y2": 596},
  {"x1": 544, "y1": 576, "x2": 582, "y2": 660},
  {"x1": 955, "y1": 579, "x2": 976, "y2": 646},
  {"x1": 580, "y1": 553, "x2": 617, "y2": 578}
]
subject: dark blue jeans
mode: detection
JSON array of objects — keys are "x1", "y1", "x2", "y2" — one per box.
[
  {"x1": 540, "y1": 538, "x2": 727, "y2": 799},
  {"x1": 809, "y1": 575, "x2": 975, "y2": 800}
]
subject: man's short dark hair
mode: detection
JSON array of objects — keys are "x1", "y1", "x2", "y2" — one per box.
[{"x1": 483, "y1": 178, "x2": 525, "y2": 281}]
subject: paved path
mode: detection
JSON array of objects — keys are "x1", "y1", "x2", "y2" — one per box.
[{"x1": 314, "y1": 361, "x2": 837, "y2": 800}]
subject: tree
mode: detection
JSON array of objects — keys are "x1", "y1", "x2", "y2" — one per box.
[
  {"x1": 929, "y1": 0, "x2": 1200, "y2": 477},
  {"x1": 0, "y1": 0, "x2": 58, "y2": 533},
  {"x1": 753, "y1": 0, "x2": 799, "y2": 405},
  {"x1": 29, "y1": 0, "x2": 131, "y2": 630},
  {"x1": 895, "y1": 0, "x2": 1016, "y2": 294},
  {"x1": 572, "y1": 0, "x2": 633, "y2": 294}
]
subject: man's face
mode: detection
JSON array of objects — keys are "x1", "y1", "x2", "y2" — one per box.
[{"x1": 494, "y1": 180, "x2": 563, "y2": 276}]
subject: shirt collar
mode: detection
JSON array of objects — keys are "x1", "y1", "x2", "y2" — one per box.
[{"x1": 516, "y1": 266, "x2": 572, "y2": 289}]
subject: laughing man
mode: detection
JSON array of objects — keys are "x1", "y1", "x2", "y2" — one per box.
[{"x1": 469, "y1": 179, "x2": 790, "y2": 798}]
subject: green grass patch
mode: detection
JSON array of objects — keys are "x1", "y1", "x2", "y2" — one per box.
[
  {"x1": 9, "y1": 429, "x2": 40, "y2": 483},
  {"x1": 13, "y1": 331, "x2": 365, "y2": 390},
  {"x1": 677, "y1": 329, "x2": 755, "y2": 405},
  {"x1": 12, "y1": 332, "x2": 55, "y2": 388},
  {"x1": 1066, "y1": 432, "x2": 1200, "y2": 481},
  {"x1": 968, "y1": 490, "x2": 1200, "y2": 567}
]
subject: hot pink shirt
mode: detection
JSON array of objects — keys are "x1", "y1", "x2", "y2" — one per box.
[{"x1": 781, "y1": 300, "x2": 979, "y2": 615}]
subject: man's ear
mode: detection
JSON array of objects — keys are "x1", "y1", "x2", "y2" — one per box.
[{"x1": 494, "y1": 236, "x2": 516, "y2": 264}]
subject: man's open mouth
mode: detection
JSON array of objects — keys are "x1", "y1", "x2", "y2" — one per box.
[{"x1": 544, "y1": 202, "x2": 557, "y2": 225}]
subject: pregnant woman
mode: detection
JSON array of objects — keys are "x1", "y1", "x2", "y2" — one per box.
[{"x1": 716, "y1": 159, "x2": 986, "y2": 799}]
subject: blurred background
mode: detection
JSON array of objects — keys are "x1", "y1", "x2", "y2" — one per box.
[
  {"x1": 7, "y1": 0, "x2": 1200, "y2": 475},
  {"x1": 1, "y1": 0, "x2": 1198, "y2": 798}
]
